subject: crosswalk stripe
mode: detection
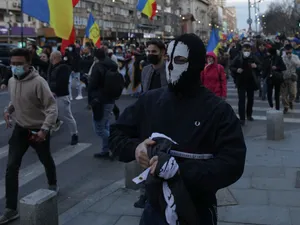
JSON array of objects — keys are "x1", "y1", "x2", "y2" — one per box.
[
  {"x1": 0, "y1": 145, "x2": 8, "y2": 160},
  {"x1": 238, "y1": 115, "x2": 300, "y2": 123},
  {"x1": 0, "y1": 120, "x2": 5, "y2": 126},
  {"x1": 231, "y1": 105, "x2": 300, "y2": 113},
  {"x1": 0, "y1": 143, "x2": 92, "y2": 200}
]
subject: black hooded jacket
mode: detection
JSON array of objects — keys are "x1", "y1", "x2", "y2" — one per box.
[
  {"x1": 88, "y1": 56, "x2": 118, "y2": 104},
  {"x1": 109, "y1": 34, "x2": 246, "y2": 221}
]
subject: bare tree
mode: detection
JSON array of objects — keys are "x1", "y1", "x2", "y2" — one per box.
[{"x1": 262, "y1": 0, "x2": 297, "y2": 36}]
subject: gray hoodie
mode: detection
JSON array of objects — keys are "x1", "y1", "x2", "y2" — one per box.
[
  {"x1": 282, "y1": 54, "x2": 300, "y2": 80},
  {"x1": 5, "y1": 68, "x2": 58, "y2": 130}
]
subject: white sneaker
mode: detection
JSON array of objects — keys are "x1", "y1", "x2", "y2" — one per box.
[
  {"x1": 75, "y1": 95, "x2": 83, "y2": 100},
  {"x1": 70, "y1": 96, "x2": 73, "y2": 101}
]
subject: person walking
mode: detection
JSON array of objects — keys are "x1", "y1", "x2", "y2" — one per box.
[
  {"x1": 0, "y1": 48, "x2": 58, "y2": 224},
  {"x1": 265, "y1": 47, "x2": 286, "y2": 110},
  {"x1": 281, "y1": 44, "x2": 300, "y2": 113},
  {"x1": 48, "y1": 51, "x2": 79, "y2": 145},
  {"x1": 88, "y1": 48, "x2": 120, "y2": 159},
  {"x1": 201, "y1": 52, "x2": 227, "y2": 98},
  {"x1": 230, "y1": 42, "x2": 262, "y2": 126}
]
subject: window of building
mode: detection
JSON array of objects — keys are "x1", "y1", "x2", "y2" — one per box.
[
  {"x1": 85, "y1": 1, "x2": 94, "y2": 9},
  {"x1": 0, "y1": 13, "x2": 4, "y2": 22},
  {"x1": 15, "y1": 13, "x2": 21, "y2": 23},
  {"x1": 28, "y1": 16, "x2": 32, "y2": 22}
]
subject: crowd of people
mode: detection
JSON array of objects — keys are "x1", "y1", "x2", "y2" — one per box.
[
  {"x1": 0, "y1": 32, "x2": 299, "y2": 224},
  {"x1": 202, "y1": 34, "x2": 300, "y2": 126}
]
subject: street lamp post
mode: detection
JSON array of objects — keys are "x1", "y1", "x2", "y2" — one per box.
[{"x1": 248, "y1": 0, "x2": 252, "y2": 34}]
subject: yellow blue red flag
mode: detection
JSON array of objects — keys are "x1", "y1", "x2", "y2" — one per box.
[
  {"x1": 136, "y1": 0, "x2": 157, "y2": 20},
  {"x1": 207, "y1": 28, "x2": 222, "y2": 56},
  {"x1": 22, "y1": 0, "x2": 74, "y2": 39},
  {"x1": 85, "y1": 13, "x2": 101, "y2": 48}
]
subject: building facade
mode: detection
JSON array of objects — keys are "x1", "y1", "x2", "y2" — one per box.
[
  {"x1": 179, "y1": 0, "x2": 210, "y2": 40},
  {"x1": 0, "y1": 0, "x2": 37, "y2": 44},
  {"x1": 224, "y1": 7, "x2": 237, "y2": 33}
]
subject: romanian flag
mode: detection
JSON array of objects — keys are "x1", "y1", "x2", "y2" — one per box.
[
  {"x1": 60, "y1": 0, "x2": 79, "y2": 55},
  {"x1": 22, "y1": 0, "x2": 74, "y2": 40},
  {"x1": 136, "y1": 0, "x2": 157, "y2": 20},
  {"x1": 85, "y1": 13, "x2": 101, "y2": 48},
  {"x1": 207, "y1": 28, "x2": 222, "y2": 56},
  {"x1": 227, "y1": 33, "x2": 234, "y2": 42}
]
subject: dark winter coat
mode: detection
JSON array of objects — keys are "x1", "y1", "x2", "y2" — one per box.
[{"x1": 109, "y1": 86, "x2": 246, "y2": 221}]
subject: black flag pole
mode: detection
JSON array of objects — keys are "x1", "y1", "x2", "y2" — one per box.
[{"x1": 20, "y1": 0, "x2": 24, "y2": 48}]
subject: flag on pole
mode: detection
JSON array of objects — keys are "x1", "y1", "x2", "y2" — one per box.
[
  {"x1": 22, "y1": 0, "x2": 74, "y2": 39},
  {"x1": 207, "y1": 28, "x2": 221, "y2": 56},
  {"x1": 60, "y1": 0, "x2": 79, "y2": 55},
  {"x1": 85, "y1": 13, "x2": 101, "y2": 48},
  {"x1": 136, "y1": 0, "x2": 157, "y2": 20}
]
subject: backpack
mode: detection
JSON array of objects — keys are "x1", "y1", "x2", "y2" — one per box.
[{"x1": 102, "y1": 69, "x2": 125, "y2": 100}]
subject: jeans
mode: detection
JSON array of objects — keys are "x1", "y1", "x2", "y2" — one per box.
[
  {"x1": 281, "y1": 79, "x2": 297, "y2": 109},
  {"x1": 6, "y1": 124, "x2": 57, "y2": 210},
  {"x1": 57, "y1": 96, "x2": 78, "y2": 135},
  {"x1": 237, "y1": 88, "x2": 254, "y2": 121},
  {"x1": 69, "y1": 72, "x2": 82, "y2": 98},
  {"x1": 267, "y1": 80, "x2": 281, "y2": 110},
  {"x1": 139, "y1": 203, "x2": 217, "y2": 225},
  {"x1": 93, "y1": 104, "x2": 114, "y2": 153}
]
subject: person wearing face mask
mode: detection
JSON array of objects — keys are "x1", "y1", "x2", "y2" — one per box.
[
  {"x1": 108, "y1": 34, "x2": 246, "y2": 225},
  {"x1": 1, "y1": 48, "x2": 58, "y2": 224},
  {"x1": 265, "y1": 47, "x2": 286, "y2": 110},
  {"x1": 141, "y1": 40, "x2": 168, "y2": 93},
  {"x1": 230, "y1": 42, "x2": 262, "y2": 126},
  {"x1": 281, "y1": 44, "x2": 300, "y2": 113},
  {"x1": 201, "y1": 52, "x2": 227, "y2": 98}
]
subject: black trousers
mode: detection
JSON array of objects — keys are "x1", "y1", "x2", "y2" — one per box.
[
  {"x1": 238, "y1": 88, "x2": 254, "y2": 121},
  {"x1": 5, "y1": 124, "x2": 57, "y2": 210},
  {"x1": 267, "y1": 79, "x2": 281, "y2": 110}
]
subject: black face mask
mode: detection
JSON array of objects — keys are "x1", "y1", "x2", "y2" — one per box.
[{"x1": 147, "y1": 54, "x2": 161, "y2": 65}]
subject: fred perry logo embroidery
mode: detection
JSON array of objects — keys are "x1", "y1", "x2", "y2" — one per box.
[{"x1": 195, "y1": 121, "x2": 201, "y2": 127}]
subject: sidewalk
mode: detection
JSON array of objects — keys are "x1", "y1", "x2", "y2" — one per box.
[{"x1": 59, "y1": 128, "x2": 300, "y2": 225}]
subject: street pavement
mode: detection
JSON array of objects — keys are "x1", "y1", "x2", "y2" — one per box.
[{"x1": 0, "y1": 81, "x2": 300, "y2": 225}]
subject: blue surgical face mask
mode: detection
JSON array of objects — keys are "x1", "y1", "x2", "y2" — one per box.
[{"x1": 11, "y1": 65, "x2": 25, "y2": 78}]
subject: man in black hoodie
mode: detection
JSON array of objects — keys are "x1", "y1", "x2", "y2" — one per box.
[
  {"x1": 89, "y1": 48, "x2": 119, "y2": 159},
  {"x1": 48, "y1": 51, "x2": 79, "y2": 145},
  {"x1": 109, "y1": 34, "x2": 246, "y2": 225}
]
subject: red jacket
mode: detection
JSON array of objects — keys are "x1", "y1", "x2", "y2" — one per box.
[{"x1": 201, "y1": 52, "x2": 227, "y2": 97}]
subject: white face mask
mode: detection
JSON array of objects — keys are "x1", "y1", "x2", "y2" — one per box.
[
  {"x1": 68, "y1": 47, "x2": 73, "y2": 52},
  {"x1": 166, "y1": 41, "x2": 189, "y2": 85},
  {"x1": 207, "y1": 58, "x2": 214, "y2": 65},
  {"x1": 243, "y1": 51, "x2": 250, "y2": 58}
]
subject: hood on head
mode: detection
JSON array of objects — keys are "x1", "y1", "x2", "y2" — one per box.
[
  {"x1": 206, "y1": 52, "x2": 217, "y2": 64},
  {"x1": 166, "y1": 33, "x2": 206, "y2": 95}
]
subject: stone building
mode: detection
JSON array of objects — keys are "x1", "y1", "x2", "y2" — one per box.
[{"x1": 0, "y1": 0, "x2": 37, "y2": 44}]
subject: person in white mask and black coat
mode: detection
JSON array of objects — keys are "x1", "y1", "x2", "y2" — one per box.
[{"x1": 109, "y1": 34, "x2": 246, "y2": 225}]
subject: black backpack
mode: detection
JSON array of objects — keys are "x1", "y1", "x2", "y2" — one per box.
[{"x1": 102, "y1": 69, "x2": 125, "y2": 100}]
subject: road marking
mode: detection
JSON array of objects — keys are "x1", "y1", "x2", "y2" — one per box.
[
  {"x1": 0, "y1": 143, "x2": 92, "y2": 200},
  {"x1": 0, "y1": 120, "x2": 5, "y2": 126},
  {"x1": 0, "y1": 145, "x2": 8, "y2": 160},
  {"x1": 231, "y1": 106, "x2": 300, "y2": 114},
  {"x1": 0, "y1": 92, "x2": 8, "y2": 96},
  {"x1": 235, "y1": 114, "x2": 300, "y2": 123}
]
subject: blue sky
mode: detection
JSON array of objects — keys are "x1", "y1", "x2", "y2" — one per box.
[{"x1": 226, "y1": 0, "x2": 276, "y2": 29}]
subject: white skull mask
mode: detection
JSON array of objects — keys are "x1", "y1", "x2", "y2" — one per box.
[{"x1": 166, "y1": 41, "x2": 190, "y2": 85}]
